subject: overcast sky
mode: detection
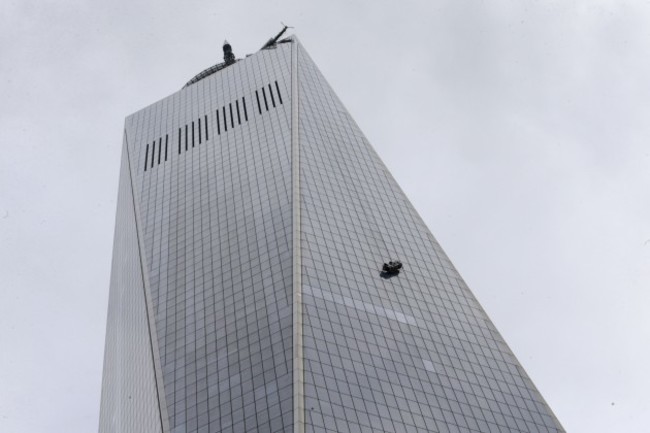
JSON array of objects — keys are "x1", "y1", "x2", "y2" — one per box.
[{"x1": 1, "y1": 1, "x2": 649, "y2": 432}]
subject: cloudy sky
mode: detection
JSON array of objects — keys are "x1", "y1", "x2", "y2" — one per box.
[{"x1": 1, "y1": 1, "x2": 648, "y2": 432}]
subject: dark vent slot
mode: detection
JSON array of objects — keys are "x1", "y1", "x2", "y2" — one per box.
[
  {"x1": 268, "y1": 84, "x2": 276, "y2": 107},
  {"x1": 235, "y1": 100, "x2": 241, "y2": 125},
  {"x1": 223, "y1": 107, "x2": 228, "y2": 132},
  {"x1": 144, "y1": 143, "x2": 149, "y2": 171},
  {"x1": 204, "y1": 115, "x2": 209, "y2": 140},
  {"x1": 242, "y1": 97, "x2": 249, "y2": 121},
  {"x1": 164, "y1": 134, "x2": 169, "y2": 161},
  {"x1": 275, "y1": 81, "x2": 283, "y2": 104},
  {"x1": 178, "y1": 128, "x2": 182, "y2": 154},
  {"x1": 255, "y1": 90, "x2": 262, "y2": 114},
  {"x1": 191, "y1": 121, "x2": 195, "y2": 147},
  {"x1": 216, "y1": 110, "x2": 221, "y2": 135},
  {"x1": 157, "y1": 138, "x2": 162, "y2": 165},
  {"x1": 185, "y1": 125, "x2": 188, "y2": 151},
  {"x1": 261, "y1": 87, "x2": 269, "y2": 111},
  {"x1": 198, "y1": 118, "x2": 202, "y2": 144},
  {"x1": 150, "y1": 141, "x2": 155, "y2": 169},
  {"x1": 229, "y1": 103, "x2": 234, "y2": 128}
]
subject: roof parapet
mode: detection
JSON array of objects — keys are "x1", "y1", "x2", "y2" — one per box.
[{"x1": 183, "y1": 28, "x2": 294, "y2": 89}]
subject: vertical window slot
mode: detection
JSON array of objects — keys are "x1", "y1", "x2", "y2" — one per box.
[
  {"x1": 216, "y1": 110, "x2": 221, "y2": 135},
  {"x1": 164, "y1": 134, "x2": 168, "y2": 161},
  {"x1": 235, "y1": 100, "x2": 241, "y2": 125},
  {"x1": 223, "y1": 107, "x2": 228, "y2": 131},
  {"x1": 191, "y1": 121, "x2": 195, "y2": 147},
  {"x1": 198, "y1": 118, "x2": 202, "y2": 144},
  {"x1": 150, "y1": 141, "x2": 155, "y2": 168},
  {"x1": 204, "y1": 115, "x2": 209, "y2": 140},
  {"x1": 255, "y1": 90, "x2": 262, "y2": 114},
  {"x1": 157, "y1": 138, "x2": 162, "y2": 165},
  {"x1": 242, "y1": 97, "x2": 248, "y2": 121},
  {"x1": 268, "y1": 84, "x2": 276, "y2": 107},
  {"x1": 178, "y1": 128, "x2": 182, "y2": 154},
  {"x1": 275, "y1": 81, "x2": 283, "y2": 104},
  {"x1": 229, "y1": 103, "x2": 234, "y2": 128},
  {"x1": 185, "y1": 125, "x2": 188, "y2": 151},
  {"x1": 261, "y1": 87, "x2": 269, "y2": 111},
  {"x1": 144, "y1": 143, "x2": 149, "y2": 171}
]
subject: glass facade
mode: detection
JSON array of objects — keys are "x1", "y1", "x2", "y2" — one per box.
[{"x1": 99, "y1": 36, "x2": 564, "y2": 433}]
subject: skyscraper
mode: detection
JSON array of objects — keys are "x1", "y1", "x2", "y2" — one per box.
[{"x1": 99, "y1": 31, "x2": 564, "y2": 433}]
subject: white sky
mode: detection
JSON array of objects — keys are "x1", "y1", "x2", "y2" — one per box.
[{"x1": 1, "y1": 1, "x2": 648, "y2": 432}]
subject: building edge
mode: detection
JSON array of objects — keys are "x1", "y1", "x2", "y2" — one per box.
[
  {"x1": 291, "y1": 36, "x2": 305, "y2": 433},
  {"x1": 124, "y1": 131, "x2": 172, "y2": 433}
]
